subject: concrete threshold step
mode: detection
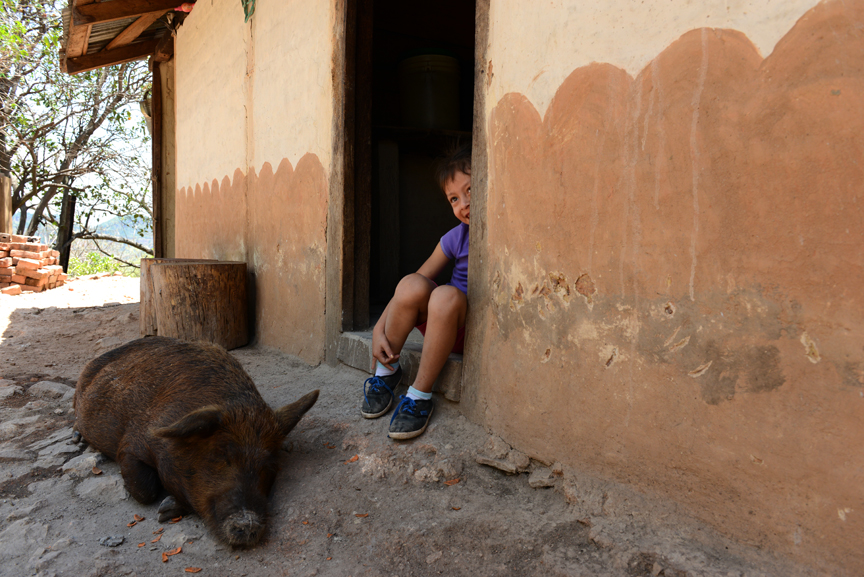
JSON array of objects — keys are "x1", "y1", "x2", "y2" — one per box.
[{"x1": 337, "y1": 331, "x2": 462, "y2": 402}]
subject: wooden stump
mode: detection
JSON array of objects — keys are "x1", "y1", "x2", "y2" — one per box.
[{"x1": 140, "y1": 258, "x2": 248, "y2": 350}]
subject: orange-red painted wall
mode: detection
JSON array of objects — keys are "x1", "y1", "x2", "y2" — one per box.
[{"x1": 463, "y1": 1, "x2": 864, "y2": 571}]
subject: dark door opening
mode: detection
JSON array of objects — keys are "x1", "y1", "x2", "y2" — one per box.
[{"x1": 350, "y1": 0, "x2": 476, "y2": 331}]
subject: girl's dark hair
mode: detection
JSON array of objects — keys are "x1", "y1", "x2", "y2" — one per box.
[{"x1": 435, "y1": 141, "x2": 472, "y2": 192}]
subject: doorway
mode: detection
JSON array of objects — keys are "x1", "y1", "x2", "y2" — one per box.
[{"x1": 347, "y1": 0, "x2": 477, "y2": 331}]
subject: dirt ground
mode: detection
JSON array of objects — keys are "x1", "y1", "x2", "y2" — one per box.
[{"x1": 0, "y1": 275, "x2": 821, "y2": 577}]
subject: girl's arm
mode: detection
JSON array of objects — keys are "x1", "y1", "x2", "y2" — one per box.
[{"x1": 417, "y1": 243, "x2": 450, "y2": 280}]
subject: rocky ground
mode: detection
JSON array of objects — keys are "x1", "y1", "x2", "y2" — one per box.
[{"x1": 0, "y1": 275, "x2": 822, "y2": 577}]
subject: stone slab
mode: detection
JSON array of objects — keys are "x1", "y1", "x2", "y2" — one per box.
[{"x1": 337, "y1": 331, "x2": 462, "y2": 402}]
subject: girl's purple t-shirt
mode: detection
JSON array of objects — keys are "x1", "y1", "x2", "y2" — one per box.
[{"x1": 440, "y1": 223, "x2": 469, "y2": 294}]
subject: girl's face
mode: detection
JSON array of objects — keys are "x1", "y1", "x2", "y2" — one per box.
[{"x1": 445, "y1": 170, "x2": 471, "y2": 225}]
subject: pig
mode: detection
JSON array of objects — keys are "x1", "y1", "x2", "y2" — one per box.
[{"x1": 73, "y1": 336, "x2": 319, "y2": 546}]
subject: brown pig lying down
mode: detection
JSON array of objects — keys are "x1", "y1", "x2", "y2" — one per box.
[{"x1": 73, "y1": 336, "x2": 319, "y2": 547}]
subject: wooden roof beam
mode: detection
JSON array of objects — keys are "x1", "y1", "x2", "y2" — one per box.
[
  {"x1": 73, "y1": 0, "x2": 187, "y2": 27},
  {"x1": 66, "y1": 38, "x2": 159, "y2": 75},
  {"x1": 65, "y1": 0, "x2": 97, "y2": 59},
  {"x1": 104, "y1": 10, "x2": 167, "y2": 51}
]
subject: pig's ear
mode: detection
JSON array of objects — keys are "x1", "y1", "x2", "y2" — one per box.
[
  {"x1": 153, "y1": 406, "x2": 224, "y2": 439},
  {"x1": 275, "y1": 390, "x2": 319, "y2": 436}
]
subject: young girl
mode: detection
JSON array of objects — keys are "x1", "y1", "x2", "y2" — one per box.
[{"x1": 360, "y1": 144, "x2": 471, "y2": 439}]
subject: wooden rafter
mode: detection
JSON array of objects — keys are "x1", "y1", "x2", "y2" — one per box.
[
  {"x1": 104, "y1": 10, "x2": 167, "y2": 52},
  {"x1": 73, "y1": 0, "x2": 186, "y2": 27},
  {"x1": 65, "y1": 0, "x2": 97, "y2": 59},
  {"x1": 66, "y1": 38, "x2": 159, "y2": 75}
]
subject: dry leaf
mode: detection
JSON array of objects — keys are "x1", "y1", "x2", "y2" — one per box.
[
  {"x1": 355, "y1": 513, "x2": 368, "y2": 518},
  {"x1": 327, "y1": 533, "x2": 333, "y2": 538},
  {"x1": 185, "y1": 568, "x2": 202, "y2": 573},
  {"x1": 134, "y1": 514, "x2": 145, "y2": 522},
  {"x1": 326, "y1": 557, "x2": 332, "y2": 561},
  {"x1": 451, "y1": 507, "x2": 461, "y2": 511},
  {"x1": 167, "y1": 546, "x2": 182, "y2": 556},
  {"x1": 444, "y1": 478, "x2": 461, "y2": 486},
  {"x1": 302, "y1": 520, "x2": 309, "y2": 525},
  {"x1": 91, "y1": 467, "x2": 102, "y2": 475},
  {"x1": 162, "y1": 552, "x2": 169, "y2": 563},
  {"x1": 137, "y1": 543, "x2": 146, "y2": 548},
  {"x1": 169, "y1": 516, "x2": 183, "y2": 523},
  {"x1": 127, "y1": 521, "x2": 137, "y2": 527},
  {"x1": 344, "y1": 454, "x2": 359, "y2": 464},
  {"x1": 151, "y1": 534, "x2": 162, "y2": 543},
  {"x1": 153, "y1": 527, "x2": 164, "y2": 534}
]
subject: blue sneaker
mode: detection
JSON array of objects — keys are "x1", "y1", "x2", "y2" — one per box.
[
  {"x1": 360, "y1": 367, "x2": 403, "y2": 419},
  {"x1": 388, "y1": 395, "x2": 434, "y2": 440}
]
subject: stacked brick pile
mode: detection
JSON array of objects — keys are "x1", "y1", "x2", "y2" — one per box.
[{"x1": 0, "y1": 233, "x2": 68, "y2": 295}]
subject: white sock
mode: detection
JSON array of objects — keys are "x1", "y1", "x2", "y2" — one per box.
[
  {"x1": 375, "y1": 360, "x2": 399, "y2": 377},
  {"x1": 406, "y1": 386, "x2": 432, "y2": 401}
]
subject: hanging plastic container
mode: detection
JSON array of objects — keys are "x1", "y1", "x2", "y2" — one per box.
[{"x1": 398, "y1": 54, "x2": 460, "y2": 131}]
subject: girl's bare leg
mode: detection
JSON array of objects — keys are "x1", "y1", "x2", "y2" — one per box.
[
  {"x1": 411, "y1": 285, "x2": 467, "y2": 394},
  {"x1": 382, "y1": 274, "x2": 436, "y2": 355}
]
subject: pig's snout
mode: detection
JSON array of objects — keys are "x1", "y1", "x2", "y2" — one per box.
[{"x1": 222, "y1": 509, "x2": 266, "y2": 546}]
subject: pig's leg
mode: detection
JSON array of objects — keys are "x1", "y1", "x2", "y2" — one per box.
[
  {"x1": 157, "y1": 495, "x2": 189, "y2": 523},
  {"x1": 117, "y1": 449, "x2": 162, "y2": 504}
]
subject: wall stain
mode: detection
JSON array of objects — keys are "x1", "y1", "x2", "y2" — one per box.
[
  {"x1": 800, "y1": 331, "x2": 821, "y2": 364},
  {"x1": 575, "y1": 273, "x2": 597, "y2": 306}
]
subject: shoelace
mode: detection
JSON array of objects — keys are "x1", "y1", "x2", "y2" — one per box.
[
  {"x1": 390, "y1": 395, "x2": 428, "y2": 422},
  {"x1": 363, "y1": 376, "x2": 394, "y2": 405}
]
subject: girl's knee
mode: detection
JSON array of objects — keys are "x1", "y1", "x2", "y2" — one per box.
[
  {"x1": 428, "y1": 285, "x2": 467, "y2": 315},
  {"x1": 394, "y1": 273, "x2": 434, "y2": 302}
]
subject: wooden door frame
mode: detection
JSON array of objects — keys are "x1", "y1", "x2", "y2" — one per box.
[{"x1": 326, "y1": 0, "x2": 490, "y2": 365}]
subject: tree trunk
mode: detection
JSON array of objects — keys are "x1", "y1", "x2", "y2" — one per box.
[
  {"x1": 56, "y1": 191, "x2": 77, "y2": 272},
  {"x1": 140, "y1": 257, "x2": 215, "y2": 337},
  {"x1": 143, "y1": 259, "x2": 249, "y2": 350}
]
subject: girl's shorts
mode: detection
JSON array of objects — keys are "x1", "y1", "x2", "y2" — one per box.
[{"x1": 415, "y1": 322, "x2": 466, "y2": 354}]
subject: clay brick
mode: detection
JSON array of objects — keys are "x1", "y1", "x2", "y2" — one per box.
[
  {"x1": 21, "y1": 243, "x2": 42, "y2": 252},
  {"x1": 50, "y1": 250, "x2": 59, "y2": 258},
  {"x1": 1, "y1": 285, "x2": 21, "y2": 295},
  {"x1": 0, "y1": 282, "x2": 8, "y2": 288},
  {"x1": 11, "y1": 249, "x2": 42, "y2": 259},
  {"x1": 0, "y1": 233, "x2": 9, "y2": 242},
  {"x1": 0, "y1": 257, "x2": 11, "y2": 267},
  {"x1": 59, "y1": 273, "x2": 68, "y2": 282},
  {"x1": 21, "y1": 268, "x2": 48, "y2": 280},
  {"x1": 0, "y1": 251, "x2": 7, "y2": 258},
  {"x1": 0, "y1": 267, "x2": 13, "y2": 276},
  {"x1": 0, "y1": 244, "x2": 9, "y2": 251},
  {"x1": 15, "y1": 258, "x2": 40, "y2": 270},
  {"x1": 19, "y1": 284, "x2": 43, "y2": 292},
  {"x1": 24, "y1": 276, "x2": 47, "y2": 287},
  {"x1": 10, "y1": 234, "x2": 28, "y2": 243},
  {"x1": 11, "y1": 274, "x2": 26, "y2": 283}
]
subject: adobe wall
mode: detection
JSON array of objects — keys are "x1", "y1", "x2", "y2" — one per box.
[
  {"x1": 173, "y1": 1, "x2": 333, "y2": 363},
  {"x1": 464, "y1": 0, "x2": 863, "y2": 572}
]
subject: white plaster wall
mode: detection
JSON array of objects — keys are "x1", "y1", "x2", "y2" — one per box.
[
  {"x1": 487, "y1": 0, "x2": 821, "y2": 117},
  {"x1": 175, "y1": 0, "x2": 248, "y2": 190},
  {"x1": 175, "y1": 0, "x2": 335, "y2": 189},
  {"x1": 251, "y1": 1, "x2": 334, "y2": 172}
]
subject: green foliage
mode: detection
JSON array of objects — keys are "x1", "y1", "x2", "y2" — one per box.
[
  {"x1": 68, "y1": 252, "x2": 139, "y2": 277},
  {"x1": 1, "y1": 0, "x2": 154, "y2": 261}
]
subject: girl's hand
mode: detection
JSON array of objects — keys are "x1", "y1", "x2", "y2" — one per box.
[{"x1": 371, "y1": 331, "x2": 400, "y2": 371}]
